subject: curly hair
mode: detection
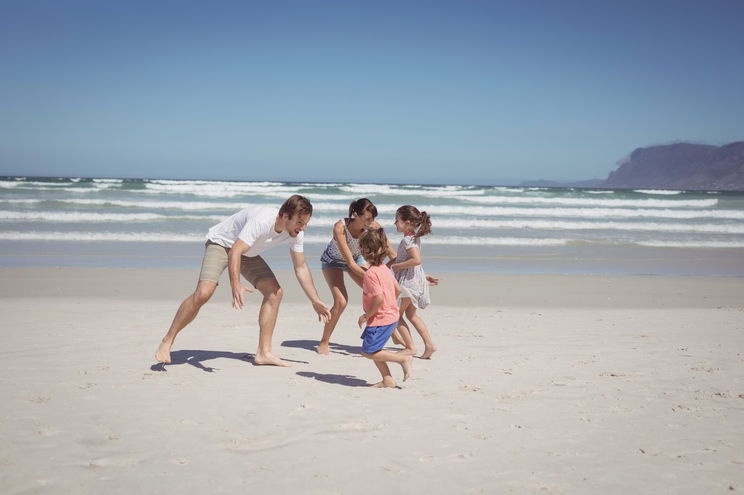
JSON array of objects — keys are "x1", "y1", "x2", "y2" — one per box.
[{"x1": 358, "y1": 228, "x2": 389, "y2": 266}]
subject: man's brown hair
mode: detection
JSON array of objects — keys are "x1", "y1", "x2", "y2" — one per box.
[{"x1": 279, "y1": 195, "x2": 313, "y2": 218}]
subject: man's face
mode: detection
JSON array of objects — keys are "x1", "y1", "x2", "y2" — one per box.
[{"x1": 284, "y1": 213, "x2": 311, "y2": 237}]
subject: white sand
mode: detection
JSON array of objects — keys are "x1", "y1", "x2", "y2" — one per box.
[{"x1": 1, "y1": 268, "x2": 743, "y2": 493}]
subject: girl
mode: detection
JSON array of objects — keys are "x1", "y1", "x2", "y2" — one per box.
[
  {"x1": 390, "y1": 205, "x2": 437, "y2": 359},
  {"x1": 317, "y1": 198, "x2": 393, "y2": 355},
  {"x1": 357, "y1": 228, "x2": 412, "y2": 387}
]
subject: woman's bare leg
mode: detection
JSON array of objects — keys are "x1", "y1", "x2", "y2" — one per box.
[{"x1": 318, "y1": 269, "x2": 348, "y2": 354}]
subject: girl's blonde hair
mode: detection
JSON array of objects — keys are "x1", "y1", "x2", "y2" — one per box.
[
  {"x1": 396, "y1": 205, "x2": 431, "y2": 239},
  {"x1": 359, "y1": 228, "x2": 389, "y2": 266}
]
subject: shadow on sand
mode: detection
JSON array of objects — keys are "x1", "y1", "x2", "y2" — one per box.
[
  {"x1": 295, "y1": 371, "x2": 369, "y2": 387},
  {"x1": 150, "y1": 349, "x2": 308, "y2": 372},
  {"x1": 281, "y1": 339, "x2": 362, "y2": 356}
]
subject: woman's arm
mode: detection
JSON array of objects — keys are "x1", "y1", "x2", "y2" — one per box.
[{"x1": 333, "y1": 221, "x2": 367, "y2": 278}]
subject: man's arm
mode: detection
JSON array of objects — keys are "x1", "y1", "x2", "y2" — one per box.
[
  {"x1": 228, "y1": 239, "x2": 254, "y2": 309},
  {"x1": 290, "y1": 250, "x2": 331, "y2": 323}
]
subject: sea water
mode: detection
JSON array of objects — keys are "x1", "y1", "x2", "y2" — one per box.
[{"x1": 2, "y1": 176, "x2": 743, "y2": 275}]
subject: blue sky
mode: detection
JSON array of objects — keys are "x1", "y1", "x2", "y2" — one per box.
[{"x1": 1, "y1": 0, "x2": 743, "y2": 185}]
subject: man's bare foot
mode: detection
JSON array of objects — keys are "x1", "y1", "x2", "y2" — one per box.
[
  {"x1": 397, "y1": 347, "x2": 416, "y2": 355},
  {"x1": 420, "y1": 346, "x2": 437, "y2": 360},
  {"x1": 316, "y1": 342, "x2": 330, "y2": 355},
  {"x1": 371, "y1": 377, "x2": 397, "y2": 388},
  {"x1": 155, "y1": 340, "x2": 172, "y2": 364},
  {"x1": 401, "y1": 355, "x2": 412, "y2": 381},
  {"x1": 254, "y1": 352, "x2": 291, "y2": 367}
]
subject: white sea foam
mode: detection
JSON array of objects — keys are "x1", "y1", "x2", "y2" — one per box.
[
  {"x1": 300, "y1": 234, "x2": 569, "y2": 246},
  {"x1": 143, "y1": 180, "x2": 299, "y2": 197},
  {"x1": 427, "y1": 218, "x2": 744, "y2": 234},
  {"x1": 638, "y1": 240, "x2": 744, "y2": 248},
  {"x1": 308, "y1": 202, "x2": 744, "y2": 220},
  {"x1": 453, "y1": 195, "x2": 718, "y2": 208},
  {"x1": 0, "y1": 211, "x2": 225, "y2": 222},
  {"x1": 0, "y1": 231, "x2": 203, "y2": 242},
  {"x1": 339, "y1": 183, "x2": 486, "y2": 197},
  {"x1": 633, "y1": 189, "x2": 683, "y2": 195}
]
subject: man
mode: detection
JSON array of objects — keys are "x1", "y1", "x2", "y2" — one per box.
[{"x1": 155, "y1": 195, "x2": 331, "y2": 367}]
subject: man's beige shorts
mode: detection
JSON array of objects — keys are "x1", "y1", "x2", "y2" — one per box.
[{"x1": 198, "y1": 241, "x2": 276, "y2": 287}]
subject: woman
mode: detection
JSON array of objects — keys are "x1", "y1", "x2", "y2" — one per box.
[{"x1": 317, "y1": 198, "x2": 392, "y2": 355}]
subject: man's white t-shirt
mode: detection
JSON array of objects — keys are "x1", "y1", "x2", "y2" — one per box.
[{"x1": 206, "y1": 205, "x2": 303, "y2": 257}]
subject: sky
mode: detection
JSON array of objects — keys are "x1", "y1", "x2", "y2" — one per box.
[{"x1": 1, "y1": 0, "x2": 743, "y2": 185}]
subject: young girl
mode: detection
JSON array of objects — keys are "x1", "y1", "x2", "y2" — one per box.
[
  {"x1": 357, "y1": 228, "x2": 412, "y2": 387},
  {"x1": 317, "y1": 198, "x2": 392, "y2": 355},
  {"x1": 390, "y1": 205, "x2": 437, "y2": 359}
]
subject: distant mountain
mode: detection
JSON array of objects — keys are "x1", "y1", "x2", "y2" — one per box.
[
  {"x1": 599, "y1": 141, "x2": 744, "y2": 191},
  {"x1": 520, "y1": 141, "x2": 744, "y2": 191}
]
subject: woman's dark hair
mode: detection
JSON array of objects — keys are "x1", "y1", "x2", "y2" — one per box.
[
  {"x1": 279, "y1": 195, "x2": 313, "y2": 218},
  {"x1": 396, "y1": 205, "x2": 431, "y2": 239},
  {"x1": 349, "y1": 198, "x2": 377, "y2": 219},
  {"x1": 358, "y1": 228, "x2": 389, "y2": 266}
]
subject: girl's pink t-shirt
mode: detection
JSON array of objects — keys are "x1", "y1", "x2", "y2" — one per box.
[{"x1": 362, "y1": 265, "x2": 399, "y2": 326}]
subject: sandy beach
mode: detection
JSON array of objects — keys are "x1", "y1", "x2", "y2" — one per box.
[{"x1": 1, "y1": 267, "x2": 743, "y2": 493}]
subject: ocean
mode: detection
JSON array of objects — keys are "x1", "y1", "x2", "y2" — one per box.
[{"x1": 2, "y1": 176, "x2": 743, "y2": 276}]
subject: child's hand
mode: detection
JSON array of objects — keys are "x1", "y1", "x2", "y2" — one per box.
[
  {"x1": 391, "y1": 263, "x2": 400, "y2": 273},
  {"x1": 358, "y1": 314, "x2": 367, "y2": 329}
]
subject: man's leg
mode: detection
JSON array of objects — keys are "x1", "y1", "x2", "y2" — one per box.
[
  {"x1": 253, "y1": 277, "x2": 289, "y2": 366},
  {"x1": 155, "y1": 280, "x2": 218, "y2": 363}
]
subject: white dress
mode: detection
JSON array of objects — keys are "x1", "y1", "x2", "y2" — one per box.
[{"x1": 394, "y1": 234, "x2": 430, "y2": 309}]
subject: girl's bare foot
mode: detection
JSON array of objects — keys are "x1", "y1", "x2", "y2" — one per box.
[
  {"x1": 371, "y1": 377, "x2": 397, "y2": 388},
  {"x1": 397, "y1": 347, "x2": 416, "y2": 355},
  {"x1": 420, "y1": 345, "x2": 437, "y2": 360},
  {"x1": 155, "y1": 340, "x2": 172, "y2": 363},
  {"x1": 254, "y1": 352, "x2": 291, "y2": 367},
  {"x1": 401, "y1": 355, "x2": 412, "y2": 381}
]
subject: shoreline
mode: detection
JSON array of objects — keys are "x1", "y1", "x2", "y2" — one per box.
[
  {"x1": 2, "y1": 266, "x2": 743, "y2": 309},
  {"x1": 2, "y1": 239, "x2": 744, "y2": 277}
]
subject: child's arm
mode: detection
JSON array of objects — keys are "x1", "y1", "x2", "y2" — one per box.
[
  {"x1": 358, "y1": 294, "x2": 384, "y2": 328},
  {"x1": 391, "y1": 246, "x2": 421, "y2": 273},
  {"x1": 394, "y1": 279, "x2": 401, "y2": 299}
]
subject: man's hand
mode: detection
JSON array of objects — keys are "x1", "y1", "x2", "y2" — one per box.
[
  {"x1": 312, "y1": 301, "x2": 331, "y2": 323},
  {"x1": 232, "y1": 284, "x2": 254, "y2": 309}
]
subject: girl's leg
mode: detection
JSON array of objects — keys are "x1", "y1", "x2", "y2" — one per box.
[
  {"x1": 405, "y1": 304, "x2": 436, "y2": 359},
  {"x1": 362, "y1": 351, "x2": 412, "y2": 386},
  {"x1": 395, "y1": 298, "x2": 417, "y2": 355},
  {"x1": 318, "y1": 268, "x2": 348, "y2": 355}
]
